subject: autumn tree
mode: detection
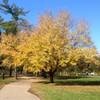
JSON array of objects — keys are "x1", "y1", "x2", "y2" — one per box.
[
  {"x1": 27, "y1": 12, "x2": 96, "y2": 83},
  {"x1": 67, "y1": 48, "x2": 96, "y2": 75},
  {"x1": 0, "y1": 32, "x2": 33, "y2": 79},
  {"x1": 66, "y1": 20, "x2": 96, "y2": 75},
  {"x1": 0, "y1": 54, "x2": 7, "y2": 79},
  {"x1": 15, "y1": 11, "x2": 71, "y2": 82},
  {"x1": 0, "y1": 34, "x2": 20, "y2": 78},
  {"x1": 0, "y1": 11, "x2": 97, "y2": 82}
]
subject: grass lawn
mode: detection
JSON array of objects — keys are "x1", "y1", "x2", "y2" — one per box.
[
  {"x1": 0, "y1": 77, "x2": 16, "y2": 89},
  {"x1": 30, "y1": 77, "x2": 100, "y2": 100}
]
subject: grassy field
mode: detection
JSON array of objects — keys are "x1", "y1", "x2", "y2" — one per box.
[
  {"x1": 30, "y1": 77, "x2": 100, "y2": 100},
  {"x1": 0, "y1": 77, "x2": 16, "y2": 89}
]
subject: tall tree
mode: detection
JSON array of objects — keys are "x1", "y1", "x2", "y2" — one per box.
[
  {"x1": 0, "y1": 11, "x2": 97, "y2": 82},
  {"x1": 0, "y1": 16, "x2": 4, "y2": 41},
  {"x1": 0, "y1": 0, "x2": 28, "y2": 34},
  {"x1": 28, "y1": 11, "x2": 96, "y2": 83},
  {"x1": 0, "y1": 34, "x2": 20, "y2": 78}
]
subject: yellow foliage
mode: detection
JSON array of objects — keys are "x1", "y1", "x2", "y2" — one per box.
[{"x1": 0, "y1": 11, "x2": 97, "y2": 74}]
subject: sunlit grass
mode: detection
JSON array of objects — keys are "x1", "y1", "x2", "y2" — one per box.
[{"x1": 30, "y1": 77, "x2": 100, "y2": 100}]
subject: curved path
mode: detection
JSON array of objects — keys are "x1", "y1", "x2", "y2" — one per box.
[{"x1": 0, "y1": 79, "x2": 40, "y2": 100}]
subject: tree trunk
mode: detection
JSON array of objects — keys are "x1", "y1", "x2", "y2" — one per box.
[
  {"x1": 9, "y1": 67, "x2": 13, "y2": 77},
  {"x1": 15, "y1": 68, "x2": 18, "y2": 80},
  {"x1": 2, "y1": 72, "x2": 5, "y2": 80},
  {"x1": 20, "y1": 67, "x2": 23, "y2": 74},
  {"x1": 15, "y1": 72, "x2": 18, "y2": 79},
  {"x1": 49, "y1": 71, "x2": 54, "y2": 83}
]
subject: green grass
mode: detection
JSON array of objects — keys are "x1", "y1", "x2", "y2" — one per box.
[
  {"x1": 0, "y1": 77, "x2": 16, "y2": 89},
  {"x1": 30, "y1": 77, "x2": 100, "y2": 100}
]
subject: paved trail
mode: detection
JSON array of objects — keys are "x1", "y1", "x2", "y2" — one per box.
[{"x1": 0, "y1": 79, "x2": 40, "y2": 100}]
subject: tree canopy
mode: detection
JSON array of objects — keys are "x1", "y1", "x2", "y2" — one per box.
[
  {"x1": 0, "y1": 11, "x2": 98, "y2": 82},
  {"x1": 0, "y1": 0, "x2": 30, "y2": 34}
]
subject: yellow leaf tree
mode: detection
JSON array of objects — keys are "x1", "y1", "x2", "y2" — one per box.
[{"x1": 0, "y1": 34, "x2": 20, "y2": 78}]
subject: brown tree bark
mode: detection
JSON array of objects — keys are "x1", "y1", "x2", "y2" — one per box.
[
  {"x1": 9, "y1": 67, "x2": 13, "y2": 77},
  {"x1": 49, "y1": 71, "x2": 54, "y2": 83}
]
